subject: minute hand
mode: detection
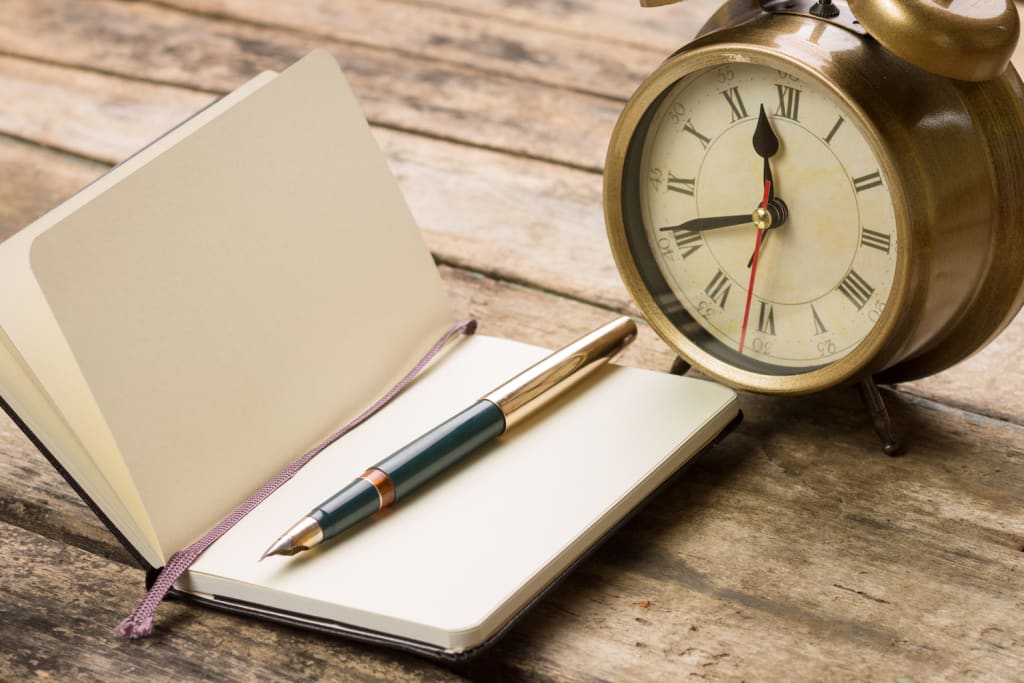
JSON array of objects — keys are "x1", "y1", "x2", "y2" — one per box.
[{"x1": 659, "y1": 214, "x2": 752, "y2": 233}]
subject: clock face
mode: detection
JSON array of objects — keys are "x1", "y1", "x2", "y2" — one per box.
[{"x1": 632, "y1": 61, "x2": 899, "y2": 375}]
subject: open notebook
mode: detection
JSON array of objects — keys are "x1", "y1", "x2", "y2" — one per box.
[{"x1": 0, "y1": 50, "x2": 739, "y2": 659}]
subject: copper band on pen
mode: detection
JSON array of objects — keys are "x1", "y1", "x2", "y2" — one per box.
[{"x1": 360, "y1": 468, "x2": 397, "y2": 509}]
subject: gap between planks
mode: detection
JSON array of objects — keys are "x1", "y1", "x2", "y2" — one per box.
[
  {"x1": 118, "y1": 0, "x2": 645, "y2": 104},
  {"x1": 0, "y1": 48, "x2": 223, "y2": 96},
  {"x1": 0, "y1": 52, "x2": 605, "y2": 174}
]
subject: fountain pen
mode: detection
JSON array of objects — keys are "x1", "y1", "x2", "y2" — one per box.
[{"x1": 260, "y1": 316, "x2": 637, "y2": 559}]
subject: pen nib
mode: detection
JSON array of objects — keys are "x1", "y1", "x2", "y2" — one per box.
[
  {"x1": 258, "y1": 516, "x2": 324, "y2": 561},
  {"x1": 259, "y1": 535, "x2": 297, "y2": 561}
]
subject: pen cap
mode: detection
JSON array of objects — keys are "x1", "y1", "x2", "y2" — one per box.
[{"x1": 483, "y1": 317, "x2": 638, "y2": 430}]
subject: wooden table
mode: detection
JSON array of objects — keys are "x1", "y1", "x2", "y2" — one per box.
[{"x1": 2, "y1": 1, "x2": 1022, "y2": 680}]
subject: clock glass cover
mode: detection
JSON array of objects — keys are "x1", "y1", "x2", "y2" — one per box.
[{"x1": 628, "y1": 61, "x2": 899, "y2": 375}]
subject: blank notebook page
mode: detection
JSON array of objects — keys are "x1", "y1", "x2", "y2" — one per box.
[{"x1": 185, "y1": 334, "x2": 738, "y2": 652}]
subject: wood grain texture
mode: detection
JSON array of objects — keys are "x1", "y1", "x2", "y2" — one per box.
[
  {"x1": 2, "y1": 272, "x2": 1022, "y2": 679},
  {"x1": 1, "y1": 0, "x2": 1022, "y2": 680},
  {"x1": 0, "y1": 136, "x2": 106, "y2": 242},
  {"x1": 154, "y1": 0, "x2": 668, "y2": 99},
  {"x1": 410, "y1": 0, "x2": 726, "y2": 48},
  {"x1": 0, "y1": 520, "x2": 460, "y2": 681},
  {"x1": 0, "y1": 0, "x2": 624, "y2": 171}
]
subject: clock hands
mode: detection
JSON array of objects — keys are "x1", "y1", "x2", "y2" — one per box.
[
  {"x1": 660, "y1": 105, "x2": 788, "y2": 247},
  {"x1": 739, "y1": 106, "x2": 786, "y2": 352},
  {"x1": 658, "y1": 199, "x2": 787, "y2": 240},
  {"x1": 749, "y1": 105, "x2": 782, "y2": 267},
  {"x1": 659, "y1": 212, "x2": 764, "y2": 235},
  {"x1": 739, "y1": 180, "x2": 772, "y2": 353},
  {"x1": 657, "y1": 103, "x2": 786, "y2": 355},
  {"x1": 753, "y1": 104, "x2": 779, "y2": 196}
]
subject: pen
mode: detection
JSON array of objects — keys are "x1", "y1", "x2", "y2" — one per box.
[{"x1": 260, "y1": 316, "x2": 638, "y2": 559}]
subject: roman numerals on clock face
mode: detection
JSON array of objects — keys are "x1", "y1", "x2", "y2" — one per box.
[{"x1": 637, "y1": 62, "x2": 899, "y2": 371}]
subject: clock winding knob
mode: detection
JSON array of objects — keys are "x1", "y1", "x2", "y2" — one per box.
[
  {"x1": 810, "y1": 0, "x2": 840, "y2": 19},
  {"x1": 846, "y1": 0, "x2": 1020, "y2": 81}
]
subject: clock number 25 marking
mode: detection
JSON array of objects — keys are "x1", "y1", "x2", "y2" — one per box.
[{"x1": 817, "y1": 338, "x2": 837, "y2": 356}]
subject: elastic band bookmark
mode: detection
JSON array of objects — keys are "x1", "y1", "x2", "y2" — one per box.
[{"x1": 117, "y1": 319, "x2": 478, "y2": 639}]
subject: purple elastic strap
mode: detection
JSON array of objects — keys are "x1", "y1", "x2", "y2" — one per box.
[{"x1": 117, "y1": 319, "x2": 478, "y2": 638}]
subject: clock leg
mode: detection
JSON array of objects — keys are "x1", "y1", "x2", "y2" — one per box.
[
  {"x1": 669, "y1": 356, "x2": 691, "y2": 376},
  {"x1": 857, "y1": 376, "x2": 903, "y2": 456}
]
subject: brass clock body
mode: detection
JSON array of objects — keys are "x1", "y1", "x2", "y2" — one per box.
[{"x1": 605, "y1": 1, "x2": 1024, "y2": 394}]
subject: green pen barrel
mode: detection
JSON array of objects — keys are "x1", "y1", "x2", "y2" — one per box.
[
  {"x1": 311, "y1": 478, "x2": 380, "y2": 539},
  {"x1": 377, "y1": 399, "x2": 506, "y2": 499}
]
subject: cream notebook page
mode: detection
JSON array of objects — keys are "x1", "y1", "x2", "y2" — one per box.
[
  {"x1": 24, "y1": 50, "x2": 453, "y2": 559},
  {"x1": 184, "y1": 334, "x2": 738, "y2": 652},
  {"x1": 0, "y1": 70, "x2": 279, "y2": 566}
]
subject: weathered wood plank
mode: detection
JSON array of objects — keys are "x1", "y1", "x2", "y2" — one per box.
[
  {"x1": 155, "y1": 0, "x2": 669, "y2": 99},
  {"x1": 0, "y1": 0, "x2": 624, "y2": 170},
  {"x1": 412, "y1": 0, "x2": 724, "y2": 49},
  {"x1": 388, "y1": 131, "x2": 628, "y2": 308},
  {"x1": 0, "y1": 136, "x2": 106, "y2": 242},
  {"x1": 3, "y1": 271, "x2": 1022, "y2": 679},
  {"x1": 0, "y1": 55, "x2": 214, "y2": 165},
  {"x1": 898, "y1": 322, "x2": 1024, "y2": 426},
  {"x1": 0, "y1": 520, "x2": 461, "y2": 681}
]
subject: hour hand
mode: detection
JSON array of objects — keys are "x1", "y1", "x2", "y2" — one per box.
[
  {"x1": 753, "y1": 104, "x2": 779, "y2": 201},
  {"x1": 659, "y1": 213, "x2": 752, "y2": 233}
]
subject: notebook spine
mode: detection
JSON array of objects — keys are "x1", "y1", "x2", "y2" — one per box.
[{"x1": 0, "y1": 392, "x2": 155, "y2": 573}]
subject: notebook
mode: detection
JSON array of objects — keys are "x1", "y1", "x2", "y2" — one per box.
[{"x1": 0, "y1": 49, "x2": 739, "y2": 659}]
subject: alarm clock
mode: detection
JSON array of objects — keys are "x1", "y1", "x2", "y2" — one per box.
[{"x1": 604, "y1": 0, "x2": 1024, "y2": 402}]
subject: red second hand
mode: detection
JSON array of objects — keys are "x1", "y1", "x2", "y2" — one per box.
[{"x1": 739, "y1": 180, "x2": 771, "y2": 353}]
